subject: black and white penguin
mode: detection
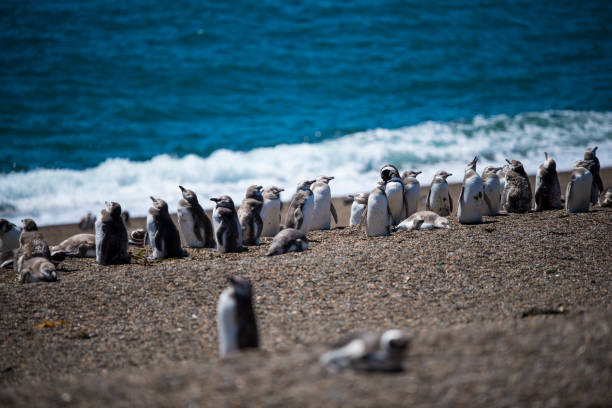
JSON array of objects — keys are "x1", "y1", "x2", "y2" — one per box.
[
  {"x1": 348, "y1": 193, "x2": 369, "y2": 226},
  {"x1": 310, "y1": 176, "x2": 338, "y2": 230},
  {"x1": 401, "y1": 170, "x2": 422, "y2": 217},
  {"x1": 177, "y1": 185, "x2": 215, "y2": 248},
  {"x1": 238, "y1": 185, "x2": 264, "y2": 246},
  {"x1": 481, "y1": 166, "x2": 503, "y2": 216},
  {"x1": 380, "y1": 165, "x2": 407, "y2": 226},
  {"x1": 216, "y1": 277, "x2": 259, "y2": 357},
  {"x1": 260, "y1": 186, "x2": 284, "y2": 237},
  {"x1": 565, "y1": 160, "x2": 593, "y2": 213},
  {"x1": 265, "y1": 228, "x2": 308, "y2": 256},
  {"x1": 503, "y1": 158, "x2": 532, "y2": 213},
  {"x1": 457, "y1": 157, "x2": 487, "y2": 224},
  {"x1": 211, "y1": 195, "x2": 243, "y2": 253},
  {"x1": 284, "y1": 180, "x2": 315, "y2": 233},
  {"x1": 583, "y1": 146, "x2": 603, "y2": 205},
  {"x1": 426, "y1": 170, "x2": 453, "y2": 216},
  {"x1": 365, "y1": 182, "x2": 392, "y2": 237},
  {"x1": 95, "y1": 202, "x2": 131, "y2": 265},
  {"x1": 146, "y1": 197, "x2": 186, "y2": 259},
  {"x1": 534, "y1": 152, "x2": 562, "y2": 211}
]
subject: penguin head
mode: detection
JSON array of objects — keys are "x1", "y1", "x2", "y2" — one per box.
[
  {"x1": 380, "y1": 165, "x2": 400, "y2": 182},
  {"x1": 21, "y1": 218, "x2": 38, "y2": 231},
  {"x1": 245, "y1": 185, "x2": 264, "y2": 201},
  {"x1": 434, "y1": 170, "x2": 452, "y2": 181},
  {"x1": 39, "y1": 263, "x2": 57, "y2": 282},
  {"x1": 149, "y1": 197, "x2": 169, "y2": 213},
  {"x1": 296, "y1": 180, "x2": 315, "y2": 192},
  {"x1": 465, "y1": 156, "x2": 478, "y2": 172},
  {"x1": 380, "y1": 329, "x2": 411, "y2": 360},
  {"x1": 505, "y1": 158, "x2": 526, "y2": 174},
  {"x1": 263, "y1": 186, "x2": 284, "y2": 200},
  {"x1": 316, "y1": 175, "x2": 335, "y2": 184},
  {"x1": 179, "y1": 185, "x2": 199, "y2": 205},
  {"x1": 104, "y1": 201, "x2": 122, "y2": 219},
  {"x1": 210, "y1": 195, "x2": 236, "y2": 211},
  {"x1": 482, "y1": 166, "x2": 501, "y2": 177},
  {"x1": 584, "y1": 146, "x2": 598, "y2": 161},
  {"x1": 542, "y1": 153, "x2": 556, "y2": 171},
  {"x1": 0, "y1": 219, "x2": 17, "y2": 234}
]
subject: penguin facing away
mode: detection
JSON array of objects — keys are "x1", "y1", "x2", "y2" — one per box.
[
  {"x1": 565, "y1": 160, "x2": 593, "y2": 214},
  {"x1": 211, "y1": 195, "x2": 243, "y2": 253},
  {"x1": 95, "y1": 202, "x2": 131, "y2": 265},
  {"x1": 177, "y1": 185, "x2": 215, "y2": 248},
  {"x1": 426, "y1": 170, "x2": 453, "y2": 216},
  {"x1": 310, "y1": 176, "x2": 338, "y2": 230},
  {"x1": 583, "y1": 146, "x2": 603, "y2": 205},
  {"x1": 481, "y1": 166, "x2": 503, "y2": 216},
  {"x1": 217, "y1": 276, "x2": 259, "y2": 357},
  {"x1": 457, "y1": 157, "x2": 488, "y2": 224},
  {"x1": 364, "y1": 182, "x2": 393, "y2": 237},
  {"x1": 147, "y1": 197, "x2": 186, "y2": 259},
  {"x1": 238, "y1": 185, "x2": 264, "y2": 246},
  {"x1": 534, "y1": 152, "x2": 562, "y2": 211},
  {"x1": 503, "y1": 158, "x2": 532, "y2": 213},
  {"x1": 284, "y1": 180, "x2": 315, "y2": 233},
  {"x1": 260, "y1": 186, "x2": 284, "y2": 237},
  {"x1": 349, "y1": 193, "x2": 369, "y2": 226},
  {"x1": 401, "y1": 170, "x2": 422, "y2": 217}
]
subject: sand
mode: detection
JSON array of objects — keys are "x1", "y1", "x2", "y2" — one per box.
[{"x1": 1, "y1": 169, "x2": 611, "y2": 407}]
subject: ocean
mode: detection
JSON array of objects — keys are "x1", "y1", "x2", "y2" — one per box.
[{"x1": 1, "y1": 1, "x2": 611, "y2": 225}]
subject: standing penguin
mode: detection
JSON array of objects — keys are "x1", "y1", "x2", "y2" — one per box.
[
  {"x1": 147, "y1": 197, "x2": 186, "y2": 259},
  {"x1": 217, "y1": 276, "x2": 259, "y2": 357},
  {"x1": 534, "y1": 153, "x2": 562, "y2": 211},
  {"x1": 211, "y1": 195, "x2": 243, "y2": 253},
  {"x1": 503, "y1": 159, "x2": 532, "y2": 213},
  {"x1": 583, "y1": 146, "x2": 603, "y2": 205},
  {"x1": 95, "y1": 202, "x2": 131, "y2": 265},
  {"x1": 426, "y1": 170, "x2": 453, "y2": 216},
  {"x1": 284, "y1": 180, "x2": 315, "y2": 233},
  {"x1": 381, "y1": 165, "x2": 407, "y2": 225},
  {"x1": 565, "y1": 160, "x2": 593, "y2": 213},
  {"x1": 260, "y1": 186, "x2": 284, "y2": 237},
  {"x1": 78, "y1": 212, "x2": 96, "y2": 230},
  {"x1": 348, "y1": 193, "x2": 369, "y2": 226},
  {"x1": 402, "y1": 170, "x2": 422, "y2": 217},
  {"x1": 481, "y1": 166, "x2": 503, "y2": 216},
  {"x1": 177, "y1": 185, "x2": 215, "y2": 248},
  {"x1": 457, "y1": 157, "x2": 488, "y2": 224},
  {"x1": 238, "y1": 185, "x2": 264, "y2": 246},
  {"x1": 310, "y1": 176, "x2": 338, "y2": 230},
  {"x1": 365, "y1": 182, "x2": 392, "y2": 237}
]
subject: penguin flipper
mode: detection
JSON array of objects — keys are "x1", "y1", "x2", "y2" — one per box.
[
  {"x1": 359, "y1": 207, "x2": 367, "y2": 227},
  {"x1": 330, "y1": 202, "x2": 338, "y2": 225},
  {"x1": 483, "y1": 191, "x2": 493, "y2": 215},
  {"x1": 216, "y1": 224, "x2": 227, "y2": 252},
  {"x1": 459, "y1": 186, "x2": 465, "y2": 205},
  {"x1": 425, "y1": 189, "x2": 431, "y2": 211},
  {"x1": 594, "y1": 173, "x2": 604, "y2": 193},
  {"x1": 448, "y1": 192, "x2": 453, "y2": 213},
  {"x1": 294, "y1": 208, "x2": 304, "y2": 230},
  {"x1": 565, "y1": 180, "x2": 574, "y2": 212},
  {"x1": 534, "y1": 185, "x2": 543, "y2": 211}
]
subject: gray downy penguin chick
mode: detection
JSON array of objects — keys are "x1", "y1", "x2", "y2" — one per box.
[
  {"x1": 349, "y1": 193, "x2": 369, "y2": 226},
  {"x1": 95, "y1": 202, "x2": 131, "y2": 265},
  {"x1": 310, "y1": 176, "x2": 338, "y2": 230},
  {"x1": 51, "y1": 233, "x2": 95, "y2": 258},
  {"x1": 457, "y1": 157, "x2": 488, "y2": 224},
  {"x1": 394, "y1": 211, "x2": 450, "y2": 231},
  {"x1": 503, "y1": 158, "x2": 532, "y2": 213},
  {"x1": 211, "y1": 195, "x2": 243, "y2": 253},
  {"x1": 401, "y1": 170, "x2": 422, "y2": 217},
  {"x1": 217, "y1": 276, "x2": 259, "y2": 357},
  {"x1": 583, "y1": 146, "x2": 603, "y2": 205},
  {"x1": 78, "y1": 212, "x2": 96, "y2": 230},
  {"x1": 320, "y1": 329, "x2": 411, "y2": 373},
  {"x1": 146, "y1": 197, "x2": 186, "y2": 259},
  {"x1": 177, "y1": 185, "x2": 215, "y2": 248},
  {"x1": 15, "y1": 218, "x2": 58, "y2": 283},
  {"x1": 565, "y1": 160, "x2": 593, "y2": 213},
  {"x1": 599, "y1": 187, "x2": 612, "y2": 207},
  {"x1": 426, "y1": 170, "x2": 453, "y2": 216},
  {"x1": 265, "y1": 228, "x2": 308, "y2": 256},
  {"x1": 481, "y1": 166, "x2": 503, "y2": 215},
  {"x1": 260, "y1": 186, "x2": 284, "y2": 237},
  {"x1": 534, "y1": 152, "x2": 562, "y2": 211},
  {"x1": 381, "y1": 165, "x2": 408, "y2": 226},
  {"x1": 364, "y1": 182, "x2": 392, "y2": 237},
  {"x1": 0, "y1": 219, "x2": 21, "y2": 268},
  {"x1": 284, "y1": 180, "x2": 315, "y2": 233},
  {"x1": 18, "y1": 218, "x2": 63, "y2": 263},
  {"x1": 238, "y1": 185, "x2": 264, "y2": 246}
]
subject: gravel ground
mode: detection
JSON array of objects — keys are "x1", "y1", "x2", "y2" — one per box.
[{"x1": 1, "y1": 170, "x2": 611, "y2": 407}]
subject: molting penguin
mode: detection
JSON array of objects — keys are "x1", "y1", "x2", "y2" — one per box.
[
  {"x1": 503, "y1": 159, "x2": 532, "y2": 213},
  {"x1": 394, "y1": 211, "x2": 450, "y2": 231},
  {"x1": 381, "y1": 165, "x2": 407, "y2": 225},
  {"x1": 599, "y1": 187, "x2": 612, "y2": 207},
  {"x1": 534, "y1": 152, "x2": 562, "y2": 211},
  {"x1": 365, "y1": 182, "x2": 392, "y2": 237},
  {"x1": 146, "y1": 197, "x2": 186, "y2": 259},
  {"x1": 426, "y1": 170, "x2": 453, "y2": 216},
  {"x1": 481, "y1": 166, "x2": 503, "y2": 215},
  {"x1": 51, "y1": 233, "x2": 95, "y2": 258},
  {"x1": 95, "y1": 202, "x2": 131, "y2": 265},
  {"x1": 217, "y1": 276, "x2": 259, "y2": 357},
  {"x1": 177, "y1": 185, "x2": 215, "y2": 248},
  {"x1": 0, "y1": 219, "x2": 20, "y2": 268},
  {"x1": 310, "y1": 176, "x2": 338, "y2": 230},
  {"x1": 211, "y1": 195, "x2": 243, "y2": 253},
  {"x1": 320, "y1": 329, "x2": 411, "y2": 373},
  {"x1": 265, "y1": 228, "x2": 308, "y2": 256},
  {"x1": 565, "y1": 160, "x2": 593, "y2": 213},
  {"x1": 401, "y1": 170, "x2": 422, "y2": 217},
  {"x1": 583, "y1": 146, "x2": 603, "y2": 205},
  {"x1": 15, "y1": 218, "x2": 58, "y2": 283},
  {"x1": 349, "y1": 193, "x2": 369, "y2": 226},
  {"x1": 238, "y1": 185, "x2": 264, "y2": 246},
  {"x1": 260, "y1": 186, "x2": 284, "y2": 237},
  {"x1": 284, "y1": 180, "x2": 315, "y2": 233},
  {"x1": 78, "y1": 212, "x2": 96, "y2": 230},
  {"x1": 457, "y1": 157, "x2": 487, "y2": 224}
]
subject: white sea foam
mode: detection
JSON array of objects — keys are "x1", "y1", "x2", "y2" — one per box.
[{"x1": 1, "y1": 110, "x2": 611, "y2": 226}]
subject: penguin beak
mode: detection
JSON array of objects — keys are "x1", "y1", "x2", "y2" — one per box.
[
  {"x1": 505, "y1": 158, "x2": 511, "y2": 164},
  {"x1": 415, "y1": 171, "x2": 422, "y2": 176},
  {"x1": 279, "y1": 188, "x2": 285, "y2": 192},
  {"x1": 179, "y1": 185, "x2": 185, "y2": 192},
  {"x1": 257, "y1": 185, "x2": 263, "y2": 191},
  {"x1": 210, "y1": 197, "x2": 220, "y2": 203},
  {"x1": 544, "y1": 152, "x2": 549, "y2": 160},
  {"x1": 150, "y1": 196, "x2": 156, "y2": 202}
]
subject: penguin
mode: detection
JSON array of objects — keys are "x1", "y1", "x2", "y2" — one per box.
[
  {"x1": 381, "y1": 165, "x2": 408, "y2": 226},
  {"x1": 78, "y1": 212, "x2": 96, "y2": 230},
  {"x1": 128, "y1": 229, "x2": 148, "y2": 246},
  {"x1": 210, "y1": 195, "x2": 243, "y2": 253},
  {"x1": 121, "y1": 210, "x2": 130, "y2": 227},
  {"x1": 0, "y1": 219, "x2": 20, "y2": 268},
  {"x1": 499, "y1": 164, "x2": 509, "y2": 210},
  {"x1": 394, "y1": 211, "x2": 450, "y2": 231},
  {"x1": 534, "y1": 152, "x2": 562, "y2": 211},
  {"x1": 260, "y1": 186, "x2": 284, "y2": 237},
  {"x1": 481, "y1": 166, "x2": 503, "y2": 215},
  {"x1": 265, "y1": 228, "x2": 308, "y2": 256},
  {"x1": 284, "y1": 180, "x2": 315, "y2": 233},
  {"x1": 147, "y1": 197, "x2": 186, "y2": 259},
  {"x1": 50, "y1": 233, "x2": 95, "y2": 258},
  {"x1": 401, "y1": 170, "x2": 422, "y2": 217},
  {"x1": 238, "y1": 185, "x2": 264, "y2": 246},
  {"x1": 320, "y1": 329, "x2": 411, "y2": 373},
  {"x1": 565, "y1": 160, "x2": 593, "y2": 213},
  {"x1": 217, "y1": 276, "x2": 259, "y2": 357},
  {"x1": 364, "y1": 182, "x2": 392, "y2": 237},
  {"x1": 15, "y1": 218, "x2": 58, "y2": 283},
  {"x1": 457, "y1": 157, "x2": 488, "y2": 224},
  {"x1": 95, "y1": 202, "x2": 131, "y2": 265},
  {"x1": 310, "y1": 176, "x2": 339, "y2": 230},
  {"x1": 18, "y1": 218, "x2": 60, "y2": 262},
  {"x1": 503, "y1": 159, "x2": 532, "y2": 213},
  {"x1": 348, "y1": 193, "x2": 369, "y2": 226},
  {"x1": 599, "y1": 187, "x2": 612, "y2": 207},
  {"x1": 426, "y1": 170, "x2": 453, "y2": 216},
  {"x1": 177, "y1": 185, "x2": 215, "y2": 248},
  {"x1": 583, "y1": 146, "x2": 603, "y2": 205}
]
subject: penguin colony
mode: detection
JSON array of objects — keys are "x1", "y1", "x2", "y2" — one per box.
[{"x1": 1, "y1": 146, "x2": 608, "y2": 373}]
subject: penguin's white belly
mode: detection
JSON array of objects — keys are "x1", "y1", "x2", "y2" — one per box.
[
  {"x1": 261, "y1": 199, "x2": 281, "y2": 237},
  {"x1": 0, "y1": 227, "x2": 20, "y2": 254},
  {"x1": 94, "y1": 219, "x2": 104, "y2": 263},
  {"x1": 483, "y1": 178, "x2": 501, "y2": 215},
  {"x1": 458, "y1": 176, "x2": 484, "y2": 224},
  {"x1": 429, "y1": 182, "x2": 451, "y2": 216},
  {"x1": 566, "y1": 172, "x2": 592, "y2": 213},
  {"x1": 311, "y1": 186, "x2": 332, "y2": 230},
  {"x1": 299, "y1": 195, "x2": 314, "y2": 233},
  {"x1": 366, "y1": 195, "x2": 390, "y2": 237},
  {"x1": 350, "y1": 202, "x2": 366, "y2": 226},
  {"x1": 385, "y1": 181, "x2": 405, "y2": 225},
  {"x1": 177, "y1": 206, "x2": 202, "y2": 248},
  {"x1": 404, "y1": 183, "x2": 420, "y2": 217},
  {"x1": 217, "y1": 288, "x2": 238, "y2": 356},
  {"x1": 146, "y1": 213, "x2": 162, "y2": 258}
]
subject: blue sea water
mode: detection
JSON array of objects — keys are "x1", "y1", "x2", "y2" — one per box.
[{"x1": 1, "y1": 1, "x2": 612, "y2": 224}]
